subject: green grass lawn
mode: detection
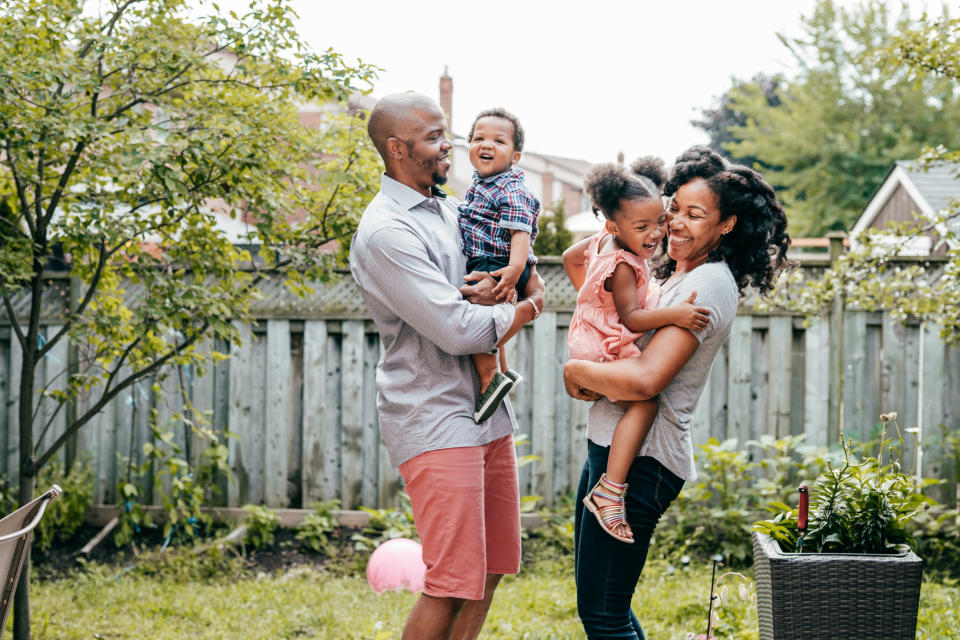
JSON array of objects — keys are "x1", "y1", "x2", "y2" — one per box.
[{"x1": 12, "y1": 555, "x2": 960, "y2": 639}]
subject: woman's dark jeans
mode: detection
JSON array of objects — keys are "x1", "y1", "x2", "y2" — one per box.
[{"x1": 575, "y1": 442, "x2": 685, "y2": 639}]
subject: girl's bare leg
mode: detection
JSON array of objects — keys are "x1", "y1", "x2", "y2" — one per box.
[
  {"x1": 589, "y1": 398, "x2": 658, "y2": 540},
  {"x1": 606, "y1": 399, "x2": 658, "y2": 484}
]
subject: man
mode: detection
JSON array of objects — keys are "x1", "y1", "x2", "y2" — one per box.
[{"x1": 350, "y1": 93, "x2": 544, "y2": 640}]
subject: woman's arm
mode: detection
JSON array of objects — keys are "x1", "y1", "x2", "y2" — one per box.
[
  {"x1": 562, "y1": 236, "x2": 592, "y2": 290},
  {"x1": 563, "y1": 325, "x2": 700, "y2": 401},
  {"x1": 609, "y1": 263, "x2": 710, "y2": 333}
]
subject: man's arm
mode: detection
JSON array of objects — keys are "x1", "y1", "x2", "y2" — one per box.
[
  {"x1": 497, "y1": 267, "x2": 543, "y2": 346},
  {"x1": 360, "y1": 226, "x2": 513, "y2": 356}
]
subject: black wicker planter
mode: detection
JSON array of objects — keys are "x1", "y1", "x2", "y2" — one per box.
[{"x1": 752, "y1": 531, "x2": 923, "y2": 640}]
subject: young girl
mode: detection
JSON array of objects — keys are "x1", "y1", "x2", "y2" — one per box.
[{"x1": 563, "y1": 159, "x2": 711, "y2": 543}]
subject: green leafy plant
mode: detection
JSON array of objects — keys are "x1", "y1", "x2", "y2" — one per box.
[
  {"x1": 755, "y1": 412, "x2": 935, "y2": 554},
  {"x1": 0, "y1": 460, "x2": 94, "y2": 553},
  {"x1": 653, "y1": 435, "x2": 833, "y2": 567},
  {"x1": 242, "y1": 504, "x2": 279, "y2": 550},
  {"x1": 296, "y1": 498, "x2": 341, "y2": 556},
  {"x1": 33, "y1": 458, "x2": 94, "y2": 553},
  {"x1": 350, "y1": 493, "x2": 418, "y2": 552},
  {"x1": 913, "y1": 509, "x2": 960, "y2": 580}
]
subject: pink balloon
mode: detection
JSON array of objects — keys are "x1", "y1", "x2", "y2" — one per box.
[{"x1": 366, "y1": 538, "x2": 426, "y2": 594}]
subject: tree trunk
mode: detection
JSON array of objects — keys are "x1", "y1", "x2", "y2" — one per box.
[
  {"x1": 13, "y1": 335, "x2": 37, "y2": 640},
  {"x1": 12, "y1": 471, "x2": 35, "y2": 640}
]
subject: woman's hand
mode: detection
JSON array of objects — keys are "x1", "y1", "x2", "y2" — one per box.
[{"x1": 563, "y1": 360, "x2": 603, "y2": 401}]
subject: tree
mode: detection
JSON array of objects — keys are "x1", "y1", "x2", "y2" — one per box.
[
  {"x1": 691, "y1": 73, "x2": 783, "y2": 167},
  {"x1": 534, "y1": 198, "x2": 575, "y2": 256},
  {"x1": 758, "y1": 13, "x2": 960, "y2": 345},
  {"x1": 0, "y1": 1, "x2": 378, "y2": 636},
  {"x1": 723, "y1": 0, "x2": 960, "y2": 237}
]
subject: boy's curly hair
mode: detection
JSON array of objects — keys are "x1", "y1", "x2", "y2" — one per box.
[
  {"x1": 657, "y1": 145, "x2": 792, "y2": 296},
  {"x1": 584, "y1": 161, "x2": 664, "y2": 221},
  {"x1": 467, "y1": 108, "x2": 525, "y2": 151}
]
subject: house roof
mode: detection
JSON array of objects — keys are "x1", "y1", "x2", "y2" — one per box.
[
  {"x1": 852, "y1": 160, "x2": 960, "y2": 235},
  {"x1": 901, "y1": 160, "x2": 960, "y2": 214}
]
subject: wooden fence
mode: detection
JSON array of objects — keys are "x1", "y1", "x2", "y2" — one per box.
[{"x1": 1, "y1": 259, "x2": 958, "y2": 509}]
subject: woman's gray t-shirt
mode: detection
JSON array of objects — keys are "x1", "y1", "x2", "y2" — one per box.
[{"x1": 585, "y1": 261, "x2": 739, "y2": 481}]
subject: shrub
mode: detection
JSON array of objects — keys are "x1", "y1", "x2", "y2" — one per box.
[
  {"x1": 34, "y1": 458, "x2": 94, "y2": 552},
  {"x1": 296, "y1": 499, "x2": 341, "y2": 556},
  {"x1": 242, "y1": 504, "x2": 279, "y2": 550}
]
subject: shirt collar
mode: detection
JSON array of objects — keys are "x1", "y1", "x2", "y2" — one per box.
[
  {"x1": 474, "y1": 167, "x2": 524, "y2": 185},
  {"x1": 380, "y1": 174, "x2": 447, "y2": 211}
]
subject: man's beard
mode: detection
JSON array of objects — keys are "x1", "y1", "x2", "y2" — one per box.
[{"x1": 432, "y1": 171, "x2": 448, "y2": 185}]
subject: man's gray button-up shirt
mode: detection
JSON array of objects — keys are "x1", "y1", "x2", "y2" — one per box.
[{"x1": 350, "y1": 174, "x2": 517, "y2": 467}]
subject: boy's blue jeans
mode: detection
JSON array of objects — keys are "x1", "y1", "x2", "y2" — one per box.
[{"x1": 574, "y1": 442, "x2": 685, "y2": 639}]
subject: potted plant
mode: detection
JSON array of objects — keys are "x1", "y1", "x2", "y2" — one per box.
[{"x1": 752, "y1": 413, "x2": 934, "y2": 640}]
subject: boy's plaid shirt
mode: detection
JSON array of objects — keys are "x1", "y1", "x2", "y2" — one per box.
[{"x1": 457, "y1": 168, "x2": 540, "y2": 263}]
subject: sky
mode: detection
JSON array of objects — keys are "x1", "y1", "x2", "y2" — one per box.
[{"x1": 197, "y1": 0, "x2": 939, "y2": 165}]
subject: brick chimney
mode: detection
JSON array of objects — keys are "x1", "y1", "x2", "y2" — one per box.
[
  {"x1": 617, "y1": 150, "x2": 625, "y2": 165},
  {"x1": 439, "y1": 66, "x2": 453, "y2": 132}
]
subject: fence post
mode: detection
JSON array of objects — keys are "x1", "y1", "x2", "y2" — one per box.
[{"x1": 826, "y1": 231, "x2": 847, "y2": 444}]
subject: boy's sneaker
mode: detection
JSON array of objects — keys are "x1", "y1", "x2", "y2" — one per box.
[
  {"x1": 474, "y1": 372, "x2": 514, "y2": 423},
  {"x1": 505, "y1": 369, "x2": 524, "y2": 385}
]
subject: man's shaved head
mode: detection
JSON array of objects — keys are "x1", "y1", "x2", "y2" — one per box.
[{"x1": 367, "y1": 93, "x2": 443, "y2": 160}]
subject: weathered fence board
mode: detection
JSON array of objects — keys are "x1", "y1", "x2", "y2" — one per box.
[
  {"x1": 767, "y1": 316, "x2": 792, "y2": 438},
  {"x1": 339, "y1": 320, "x2": 364, "y2": 509},
  {"x1": 727, "y1": 315, "x2": 753, "y2": 445},
  {"x1": 1, "y1": 264, "x2": 958, "y2": 509},
  {"x1": 7, "y1": 334, "x2": 21, "y2": 482},
  {"x1": 361, "y1": 333, "x2": 380, "y2": 508},
  {"x1": 531, "y1": 312, "x2": 557, "y2": 504},
  {"x1": 265, "y1": 320, "x2": 291, "y2": 506},
  {"x1": 803, "y1": 317, "x2": 830, "y2": 447},
  {"x1": 301, "y1": 320, "x2": 327, "y2": 506}
]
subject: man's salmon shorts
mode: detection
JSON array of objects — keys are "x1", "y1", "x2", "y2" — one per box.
[{"x1": 398, "y1": 433, "x2": 522, "y2": 599}]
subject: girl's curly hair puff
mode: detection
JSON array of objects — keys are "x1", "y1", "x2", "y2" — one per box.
[
  {"x1": 585, "y1": 161, "x2": 663, "y2": 221},
  {"x1": 657, "y1": 146, "x2": 791, "y2": 296},
  {"x1": 629, "y1": 156, "x2": 667, "y2": 191}
]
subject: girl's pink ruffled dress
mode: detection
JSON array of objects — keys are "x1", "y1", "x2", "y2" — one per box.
[{"x1": 567, "y1": 231, "x2": 661, "y2": 363}]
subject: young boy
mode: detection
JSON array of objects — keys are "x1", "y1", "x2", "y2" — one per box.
[{"x1": 458, "y1": 108, "x2": 541, "y2": 423}]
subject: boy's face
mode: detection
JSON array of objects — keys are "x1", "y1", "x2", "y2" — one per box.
[{"x1": 468, "y1": 116, "x2": 521, "y2": 178}]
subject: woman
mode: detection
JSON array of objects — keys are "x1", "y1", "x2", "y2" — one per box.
[{"x1": 563, "y1": 146, "x2": 791, "y2": 639}]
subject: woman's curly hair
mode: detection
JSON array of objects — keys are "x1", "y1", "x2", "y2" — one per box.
[
  {"x1": 584, "y1": 159, "x2": 665, "y2": 221},
  {"x1": 656, "y1": 146, "x2": 791, "y2": 296}
]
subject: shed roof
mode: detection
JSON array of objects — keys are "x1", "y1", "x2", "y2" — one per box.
[
  {"x1": 853, "y1": 160, "x2": 960, "y2": 236},
  {"x1": 898, "y1": 160, "x2": 960, "y2": 215}
]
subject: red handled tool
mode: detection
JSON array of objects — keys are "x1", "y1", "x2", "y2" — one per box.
[{"x1": 796, "y1": 484, "x2": 808, "y2": 552}]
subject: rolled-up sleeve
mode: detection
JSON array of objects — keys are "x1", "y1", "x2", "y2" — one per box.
[
  {"x1": 498, "y1": 184, "x2": 537, "y2": 234},
  {"x1": 360, "y1": 225, "x2": 515, "y2": 355}
]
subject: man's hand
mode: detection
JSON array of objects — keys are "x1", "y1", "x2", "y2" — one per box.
[
  {"x1": 459, "y1": 271, "x2": 501, "y2": 306},
  {"x1": 563, "y1": 360, "x2": 602, "y2": 401},
  {"x1": 490, "y1": 265, "x2": 521, "y2": 302}
]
